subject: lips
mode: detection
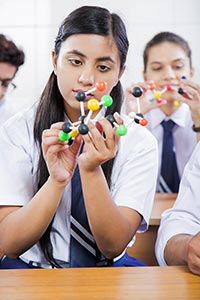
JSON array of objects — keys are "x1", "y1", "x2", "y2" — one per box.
[
  {"x1": 160, "y1": 84, "x2": 178, "y2": 90},
  {"x1": 74, "y1": 90, "x2": 94, "y2": 101}
]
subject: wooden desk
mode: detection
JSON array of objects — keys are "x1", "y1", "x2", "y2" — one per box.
[
  {"x1": 128, "y1": 193, "x2": 177, "y2": 266},
  {"x1": 0, "y1": 266, "x2": 199, "y2": 299},
  {"x1": 150, "y1": 193, "x2": 177, "y2": 225}
]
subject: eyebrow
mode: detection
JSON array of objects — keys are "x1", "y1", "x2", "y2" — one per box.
[
  {"x1": 150, "y1": 58, "x2": 185, "y2": 65},
  {"x1": 66, "y1": 50, "x2": 115, "y2": 63}
]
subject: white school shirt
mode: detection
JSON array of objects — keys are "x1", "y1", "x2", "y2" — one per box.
[
  {"x1": 0, "y1": 97, "x2": 18, "y2": 127},
  {"x1": 155, "y1": 141, "x2": 200, "y2": 266},
  {"x1": 145, "y1": 104, "x2": 197, "y2": 191},
  {"x1": 0, "y1": 102, "x2": 158, "y2": 266}
]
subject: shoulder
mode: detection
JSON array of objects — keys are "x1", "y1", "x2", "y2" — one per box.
[
  {"x1": 121, "y1": 113, "x2": 158, "y2": 150},
  {"x1": 0, "y1": 102, "x2": 38, "y2": 146}
]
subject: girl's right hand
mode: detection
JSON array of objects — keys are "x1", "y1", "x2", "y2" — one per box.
[
  {"x1": 42, "y1": 122, "x2": 82, "y2": 184},
  {"x1": 125, "y1": 82, "x2": 165, "y2": 115}
]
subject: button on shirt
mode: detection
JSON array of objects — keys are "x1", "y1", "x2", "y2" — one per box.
[
  {"x1": 145, "y1": 104, "x2": 197, "y2": 191},
  {"x1": 155, "y1": 141, "x2": 200, "y2": 265},
  {"x1": 0, "y1": 102, "x2": 158, "y2": 267}
]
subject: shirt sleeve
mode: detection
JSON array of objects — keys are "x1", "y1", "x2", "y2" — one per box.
[
  {"x1": 0, "y1": 112, "x2": 36, "y2": 205},
  {"x1": 155, "y1": 141, "x2": 200, "y2": 265},
  {"x1": 111, "y1": 119, "x2": 158, "y2": 232}
]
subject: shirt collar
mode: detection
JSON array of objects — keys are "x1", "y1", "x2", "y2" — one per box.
[
  {"x1": 146, "y1": 103, "x2": 190, "y2": 129},
  {"x1": 170, "y1": 103, "x2": 190, "y2": 128}
]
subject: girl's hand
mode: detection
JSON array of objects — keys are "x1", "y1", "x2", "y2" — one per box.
[
  {"x1": 78, "y1": 113, "x2": 121, "y2": 172},
  {"x1": 125, "y1": 82, "x2": 164, "y2": 115},
  {"x1": 178, "y1": 79, "x2": 200, "y2": 126},
  {"x1": 42, "y1": 122, "x2": 82, "y2": 183}
]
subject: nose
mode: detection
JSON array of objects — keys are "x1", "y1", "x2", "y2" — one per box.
[
  {"x1": 78, "y1": 67, "x2": 95, "y2": 87},
  {"x1": 162, "y1": 66, "x2": 176, "y2": 80}
]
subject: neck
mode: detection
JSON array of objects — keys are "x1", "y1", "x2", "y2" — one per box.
[
  {"x1": 160, "y1": 101, "x2": 181, "y2": 116},
  {"x1": 65, "y1": 106, "x2": 100, "y2": 124}
]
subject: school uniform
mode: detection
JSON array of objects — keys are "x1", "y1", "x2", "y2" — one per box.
[
  {"x1": 145, "y1": 104, "x2": 197, "y2": 191},
  {"x1": 155, "y1": 141, "x2": 200, "y2": 265},
  {"x1": 0, "y1": 102, "x2": 158, "y2": 268},
  {"x1": 0, "y1": 97, "x2": 18, "y2": 127}
]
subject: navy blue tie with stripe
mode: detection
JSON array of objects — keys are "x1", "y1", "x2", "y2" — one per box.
[
  {"x1": 159, "y1": 120, "x2": 180, "y2": 193},
  {"x1": 70, "y1": 164, "x2": 108, "y2": 267}
]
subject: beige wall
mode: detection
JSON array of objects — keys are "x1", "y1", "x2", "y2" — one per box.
[{"x1": 0, "y1": 0, "x2": 199, "y2": 111}]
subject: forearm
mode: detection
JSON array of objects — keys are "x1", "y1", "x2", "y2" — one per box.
[
  {"x1": 164, "y1": 234, "x2": 193, "y2": 265},
  {"x1": 0, "y1": 177, "x2": 66, "y2": 257},
  {"x1": 80, "y1": 166, "x2": 141, "y2": 258}
]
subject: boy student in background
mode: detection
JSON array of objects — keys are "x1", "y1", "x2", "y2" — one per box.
[
  {"x1": 155, "y1": 140, "x2": 200, "y2": 275},
  {"x1": 126, "y1": 32, "x2": 200, "y2": 193},
  {"x1": 0, "y1": 34, "x2": 25, "y2": 126},
  {"x1": 0, "y1": 5, "x2": 158, "y2": 269}
]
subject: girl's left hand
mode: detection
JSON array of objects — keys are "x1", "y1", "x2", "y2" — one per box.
[
  {"x1": 78, "y1": 113, "x2": 122, "y2": 171},
  {"x1": 178, "y1": 79, "x2": 200, "y2": 125}
]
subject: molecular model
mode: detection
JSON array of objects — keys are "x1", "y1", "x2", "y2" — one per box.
[
  {"x1": 132, "y1": 76, "x2": 192, "y2": 108},
  {"x1": 147, "y1": 80, "x2": 192, "y2": 107},
  {"x1": 128, "y1": 86, "x2": 148, "y2": 126},
  {"x1": 59, "y1": 80, "x2": 128, "y2": 144},
  {"x1": 128, "y1": 77, "x2": 192, "y2": 125}
]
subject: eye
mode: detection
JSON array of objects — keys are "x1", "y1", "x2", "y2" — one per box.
[
  {"x1": 97, "y1": 65, "x2": 111, "y2": 72},
  {"x1": 68, "y1": 58, "x2": 82, "y2": 66},
  {"x1": 173, "y1": 64, "x2": 184, "y2": 70},
  {"x1": 152, "y1": 66, "x2": 162, "y2": 71}
]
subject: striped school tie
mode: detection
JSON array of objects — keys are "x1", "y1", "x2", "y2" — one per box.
[
  {"x1": 159, "y1": 120, "x2": 180, "y2": 193},
  {"x1": 69, "y1": 164, "x2": 110, "y2": 267}
]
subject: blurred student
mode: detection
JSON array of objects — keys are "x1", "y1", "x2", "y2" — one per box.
[
  {"x1": 126, "y1": 32, "x2": 200, "y2": 193},
  {"x1": 0, "y1": 33, "x2": 25, "y2": 126},
  {"x1": 155, "y1": 141, "x2": 200, "y2": 275}
]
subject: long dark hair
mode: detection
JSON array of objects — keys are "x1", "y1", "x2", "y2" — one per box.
[
  {"x1": 33, "y1": 5, "x2": 129, "y2": 267},
  {"x1": 143, "y1": 31, "x2": 192, "y2": 72}
]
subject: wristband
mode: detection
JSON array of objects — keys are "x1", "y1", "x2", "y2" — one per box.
[{"x1": 192, "y1": 124, "x2": 200, "y2": 132}]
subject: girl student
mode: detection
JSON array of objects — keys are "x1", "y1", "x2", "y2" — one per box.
[
  {"x1": 0, "y1": 6, "x2": 158, "y2": 268},
  {"x1": 126, "y1": 32, "x2": 200, "y2": 193}
]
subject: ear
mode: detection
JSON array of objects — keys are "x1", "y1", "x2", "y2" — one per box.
[{"x1": 52, "y1": 50, "x2": 57, "y2": 75}]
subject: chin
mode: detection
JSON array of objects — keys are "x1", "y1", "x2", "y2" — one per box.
[{"x1": 163, "y1": 91, "x2": 177, "y2": 101}]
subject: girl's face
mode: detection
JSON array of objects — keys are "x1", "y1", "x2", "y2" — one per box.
[
  {"x1": 52, "y1": 34, "x2": 124, "y2": 122},
  {"x1": 143, "y1": 42, "x2": 194, "y2": 102}
]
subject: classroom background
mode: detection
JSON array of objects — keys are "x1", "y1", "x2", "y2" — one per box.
[{"x1": 0, "y1": 0, "x2": 199, "y2": 111}]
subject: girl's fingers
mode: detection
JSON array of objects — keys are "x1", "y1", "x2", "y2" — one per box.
[
  {"x1": 81, "y1": 120, "x2": 114, "y2": 152},
  {"x1": 50, "y1": 122, "x2": 64, "y2": 130},
  {"x1": 113, "y1": 112, "x2": 123, "y2": 125},
  {"x1": 42, "y1": 126, "x2": 68, "y2": 156},
  {"x1": 43, "y1": 143, "x2": 69, "y2": 159},
  {"x1": 181, "y1": 79, "x2": 200, "y2": 90},
  {"x1": 95, "y1": 118, "x2": 118, "y2": 151}
]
